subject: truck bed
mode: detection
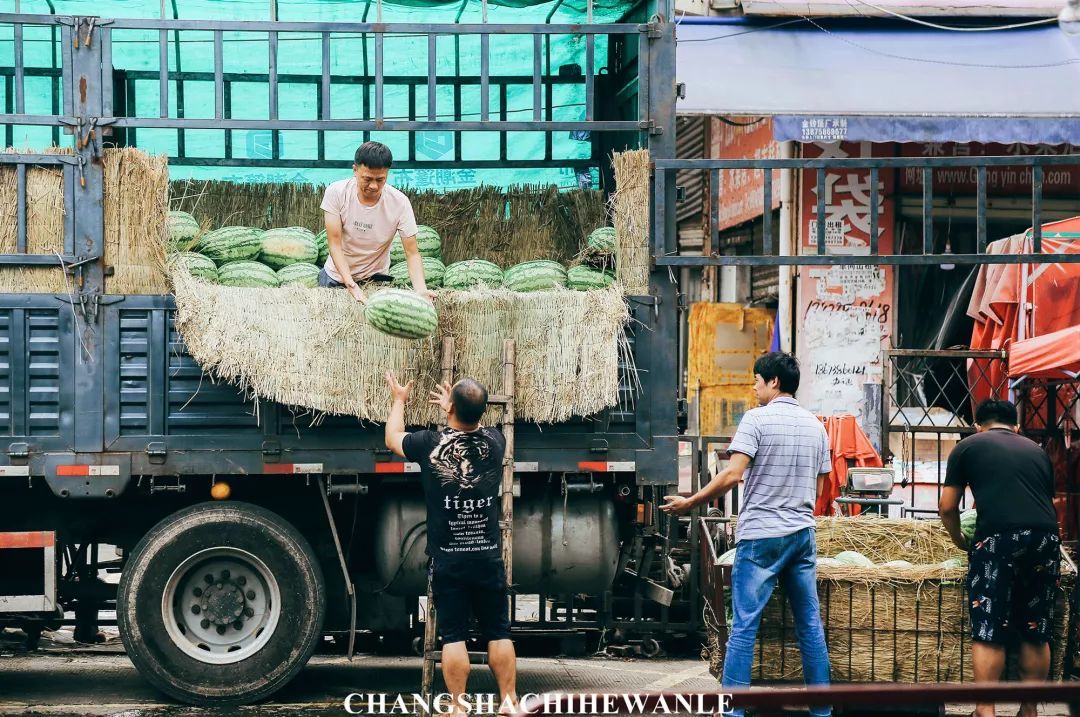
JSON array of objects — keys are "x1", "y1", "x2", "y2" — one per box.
[{"x1": 0, "y1": 294, "x2": 656, "y2": 481}]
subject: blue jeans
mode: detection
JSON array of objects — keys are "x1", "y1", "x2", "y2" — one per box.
[{"x1": 722, "y1": 527, "x2": 831, "y2": 717}]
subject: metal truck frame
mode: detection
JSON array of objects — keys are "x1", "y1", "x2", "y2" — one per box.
[{"x1": 0, "y1": 3, "x2": 683, "y2": 705}]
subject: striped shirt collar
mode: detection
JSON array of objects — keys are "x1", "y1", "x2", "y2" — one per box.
[{"x1": 768, "y1": 396, "x2": 799, "y2": 407}]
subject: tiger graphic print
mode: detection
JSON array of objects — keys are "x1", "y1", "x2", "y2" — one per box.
[{"x1": 429, "y1": 429, "x2": 502, "y2": 493}]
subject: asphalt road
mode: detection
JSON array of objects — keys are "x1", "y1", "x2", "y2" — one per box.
[{"x1": 0, "y1": 631, "x2": 1072, "y2": 717}]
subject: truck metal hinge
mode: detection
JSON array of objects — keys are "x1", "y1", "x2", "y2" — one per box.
[
  {"x1": 146, "y1": 442, "x2": 167, "y2": 464},
  {"x1": 637, "y1": 120, "x2": 662, "y2": 136},
  {"x1": 7, "y1": 442, "x2": 29, "y2": 458},
  {"x1": 261, "y1": 439, "x2": 282, "y2": 456},
  {"x1": 640, "y1": 21, "x2": 663, "y2": 39}
]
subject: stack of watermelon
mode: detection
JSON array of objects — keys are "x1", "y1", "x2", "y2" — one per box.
[
  {"x1": 569, "y1": 225, "x2": 618, "y2": 290},
  {"x1": 166, "y1": 215, "x2": 617, "y2": 295},
  {"x1": 165, "y1": 220, "x2": 329, "y2": 289}
]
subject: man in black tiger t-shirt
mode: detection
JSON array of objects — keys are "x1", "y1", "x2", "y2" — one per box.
[{"x1": 384, "y1": 371, "x2": 516, "y2": 715}]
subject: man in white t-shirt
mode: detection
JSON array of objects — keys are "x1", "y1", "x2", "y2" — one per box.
[{"x1": 318, "y1": 141, "x2": 436, "y2": 305}]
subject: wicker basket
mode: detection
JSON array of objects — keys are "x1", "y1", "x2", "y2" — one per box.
[{"x1": 699, "y1": 517, "x2": 1077, "y2": 683}]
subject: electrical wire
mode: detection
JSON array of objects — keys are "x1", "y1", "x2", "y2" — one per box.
[
  {"x1": 801, "y1": 14, "x2": 1080, "y2": 70},
  {"x1": 675, "y1": 18, "x2": 806, "y2": 42},
  {"x1": 717, "y1": 116, "x2": 766, "y2": 127},
  {"x1": 837, "y1": 0, "x2": 1058, "y2": 32}
]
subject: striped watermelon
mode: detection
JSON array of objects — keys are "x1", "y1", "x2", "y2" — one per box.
[
  {"x1": 443, "y1": 260, "x2": 503, "y2": 289},
  {"x1": 167, "y1": 210, "x2": 202, "y2": 250},
  {"x1": 217, "y1": 261, "x2": 281, "y2": 288},
  {"x1": 389, "y1": 225, "x2": 442, "y2": 264},
  {"x1": 504, "y1": 260, "x2": 567, "y2": 292},
  {"x1": 587, "y1": 226, "x2": 617, "y2": 254},
  {"x1": 170, "y1": 251, "x2": 218, "y2": 281},
  {"x1": 277, "y1": 262, "x2": 321, "y2": 288},
  {"x1": 260, "y1": 227, "x2": 319, "y2": 270},
  {"x1": 567, "y1": 265, "x2": 615, "y2": 290},
  {"x1": 314, "y1": 229, "x2": 329, "y2": 265},
  {"x1": 197, "y1": 226, "x2": 263, "y2": 266},
  {"x1": 366, "y1": 288, "x2": 438, "y2": 340},
  {"x1": 389, "y1": 257, "x2": 445, "y2": 288}
]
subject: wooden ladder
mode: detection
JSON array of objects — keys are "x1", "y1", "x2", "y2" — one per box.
[{"x1": 420, "y1": 337, "x2": 516, "y2": 705}]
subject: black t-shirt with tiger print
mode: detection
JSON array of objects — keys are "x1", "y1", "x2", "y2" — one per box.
[{"x1": 403, "y1": 426, "x2": 506, "y2": 561}]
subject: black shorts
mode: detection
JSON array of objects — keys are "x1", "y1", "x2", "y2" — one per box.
[
  {"x1": 316, "y1": 267, "x2": 393, "y2": 288},
  {"x1": 429, "y1": 557, "x2": 511, "y2": 644},
  {"x1": 968, "y1": 529, "x2": 1062, "y2": 645}
]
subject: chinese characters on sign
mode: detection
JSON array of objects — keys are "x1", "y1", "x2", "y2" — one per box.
[
  {"x1": 899, "y1": 142, "x2": 1080, "y2": 196},
  {"x1": 711, "y1": 118, "x2": 782, "y2": 231},
  {"x1": 799, "y1": 117, "x2": 849, "y2": 143},
  {"x1": 797, "y1": 142, "x2": 895, "y2": 430}
]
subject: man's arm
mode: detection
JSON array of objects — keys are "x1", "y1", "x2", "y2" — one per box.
[
  {"x1": 400, "y1": 235, "x2": 436, "y2": 302},
  {"x1": 817, "y1": 472, "x2": 829, "y2": 501},
  {"x1": 384, "y1": 371, "x2": 414, "y2": 458},
  {"x1": 939, "y1": 485, "x2": 968, "y2": 551},
  {"x1": 939, "y1": 444, "x2": 969, "y2": 550},
  {"x1": 661, "y1": 452, "x2": 751, "y2": 515},
  {"x1": 325, "y1": 212, "x2": 366, "y2": 304}
]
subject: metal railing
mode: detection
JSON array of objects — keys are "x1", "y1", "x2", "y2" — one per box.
[
  {"x1": 653, "y1": 155, "x2": 1080, "y2": 266},
  {"x1": 514, "y1": 684, "x2": 1080, "y2": 716}
]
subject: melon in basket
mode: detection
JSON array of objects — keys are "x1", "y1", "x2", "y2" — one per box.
[
  {"x1": 833, "y1": 551, "x2": 875, "y2": 568},
  {"x1": 881, "y1": 560, "x2": 913, "y2": 568},
  {"x1": 960, "y1": 509, "x2": 978, "y2": 543}
]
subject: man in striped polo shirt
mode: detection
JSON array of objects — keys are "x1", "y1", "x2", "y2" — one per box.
[{"x1": 663, "y1": 352, "x2": 832, "y2": 716}]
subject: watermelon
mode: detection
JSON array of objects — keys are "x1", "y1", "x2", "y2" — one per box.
[
  {"x1": 389, "y1": 257, "x2": 445, "y2": 288},
  {"x1": 960, "y1": 509, "x2": 977, "y2": 543},
  {"x1": 389, "y1": 225, "x2": 442, "y2": 264},
  {"x1": 816, "y1": 557, "x2": 845, "y2": 569},
  {"x1": 443, "y1": 260, "x2": 503, "y2": 290},
  {"x1": 197, "y1": 226, "x2": 263, "y2": 266},
  {"x1": 717, "y1": 548, "x2": 736, "y2": 566},
  {"x1": 314, "y1": 229, "x2": 329, "y2": 265},
  {"x1": 567, "y1": 265, "x2": 615, "y2": 290},
  {"x1": 259, "y1": 227, "x2": 319, "y2": 270},
  {"x1": 217, "y1": 261, "x2": 281, "y2": 288},
  {"x1": 277, "y1": 262, "x2": 321, "y2": 288},
  {"x1": 882, "y1": 560, "x2": 914, "y2": 568},
  {"x1": 366, "y1": 288, "x2": 438, "y2": 340},
  {"x1": 587, "y1": 226, "x2": 617, "y2": 254},
  {"x1": 504, "y1": 260, "x2": 567, "y2": 292},
  {"x1": 170, "y1": 251, "x2": 217, "y2": 281},
  {"x1": 833, "y1": 551, "x2": 874, "y2": 568},
  {"x1": 167, "y1": 210, "x2": 201, "y2": 250}
]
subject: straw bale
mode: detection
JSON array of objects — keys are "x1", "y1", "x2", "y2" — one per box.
[
  {"x1": 611, "y1": 149, "x2": 650, "y2": 295},
  {"x1": 0, "y1": 147, "x2": 70, "y2": 293},
  {"x1": 169, "y1": 180, "x2": 607, "y2": 267},
  {"x1": 170, "y1": 268, "x2": 629, "y2": 424},
  {"x1": 104, "y1": 148, "x2": 170, "y2": 294}
]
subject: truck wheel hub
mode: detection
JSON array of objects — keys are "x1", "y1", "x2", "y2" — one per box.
[{"x1": 201, "y1": 581, "x2": 246, "y2": 625}]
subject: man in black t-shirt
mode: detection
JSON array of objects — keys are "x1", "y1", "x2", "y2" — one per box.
[
  {"x1": 384, "y1": 371, "x2": 516, "y2": 715},
  {"x1": 940, "y1": 399, "x2": 1060, "y2": 717}
]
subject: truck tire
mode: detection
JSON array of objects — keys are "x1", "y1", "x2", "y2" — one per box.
[{"x1": 117, "y1": 502, "x2": 325, "y2": 706}]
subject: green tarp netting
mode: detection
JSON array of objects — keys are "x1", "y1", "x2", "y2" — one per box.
[{"x1": 1, "y1": 0, "x2": 634, "y2": 189}]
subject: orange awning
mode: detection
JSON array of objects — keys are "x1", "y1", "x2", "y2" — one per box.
[{"x1": 1008, "y1": 325, "x2": 1080, "y2": 380}]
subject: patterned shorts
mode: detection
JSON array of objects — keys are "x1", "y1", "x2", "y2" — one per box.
[{"x1": 967, "y1": 529, "x2": 1061, "y2": 644}]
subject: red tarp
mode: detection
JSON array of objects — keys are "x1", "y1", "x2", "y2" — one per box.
[
  {"x1": 815, "y1": 414, "x2": 882, "y2": 517},
  {"x1": 967, "y1": 217, "x2": 1080, "y2": 404},
  {"x1": 1008, "y1": 325, "x2": 1080, "y2": 380}
]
